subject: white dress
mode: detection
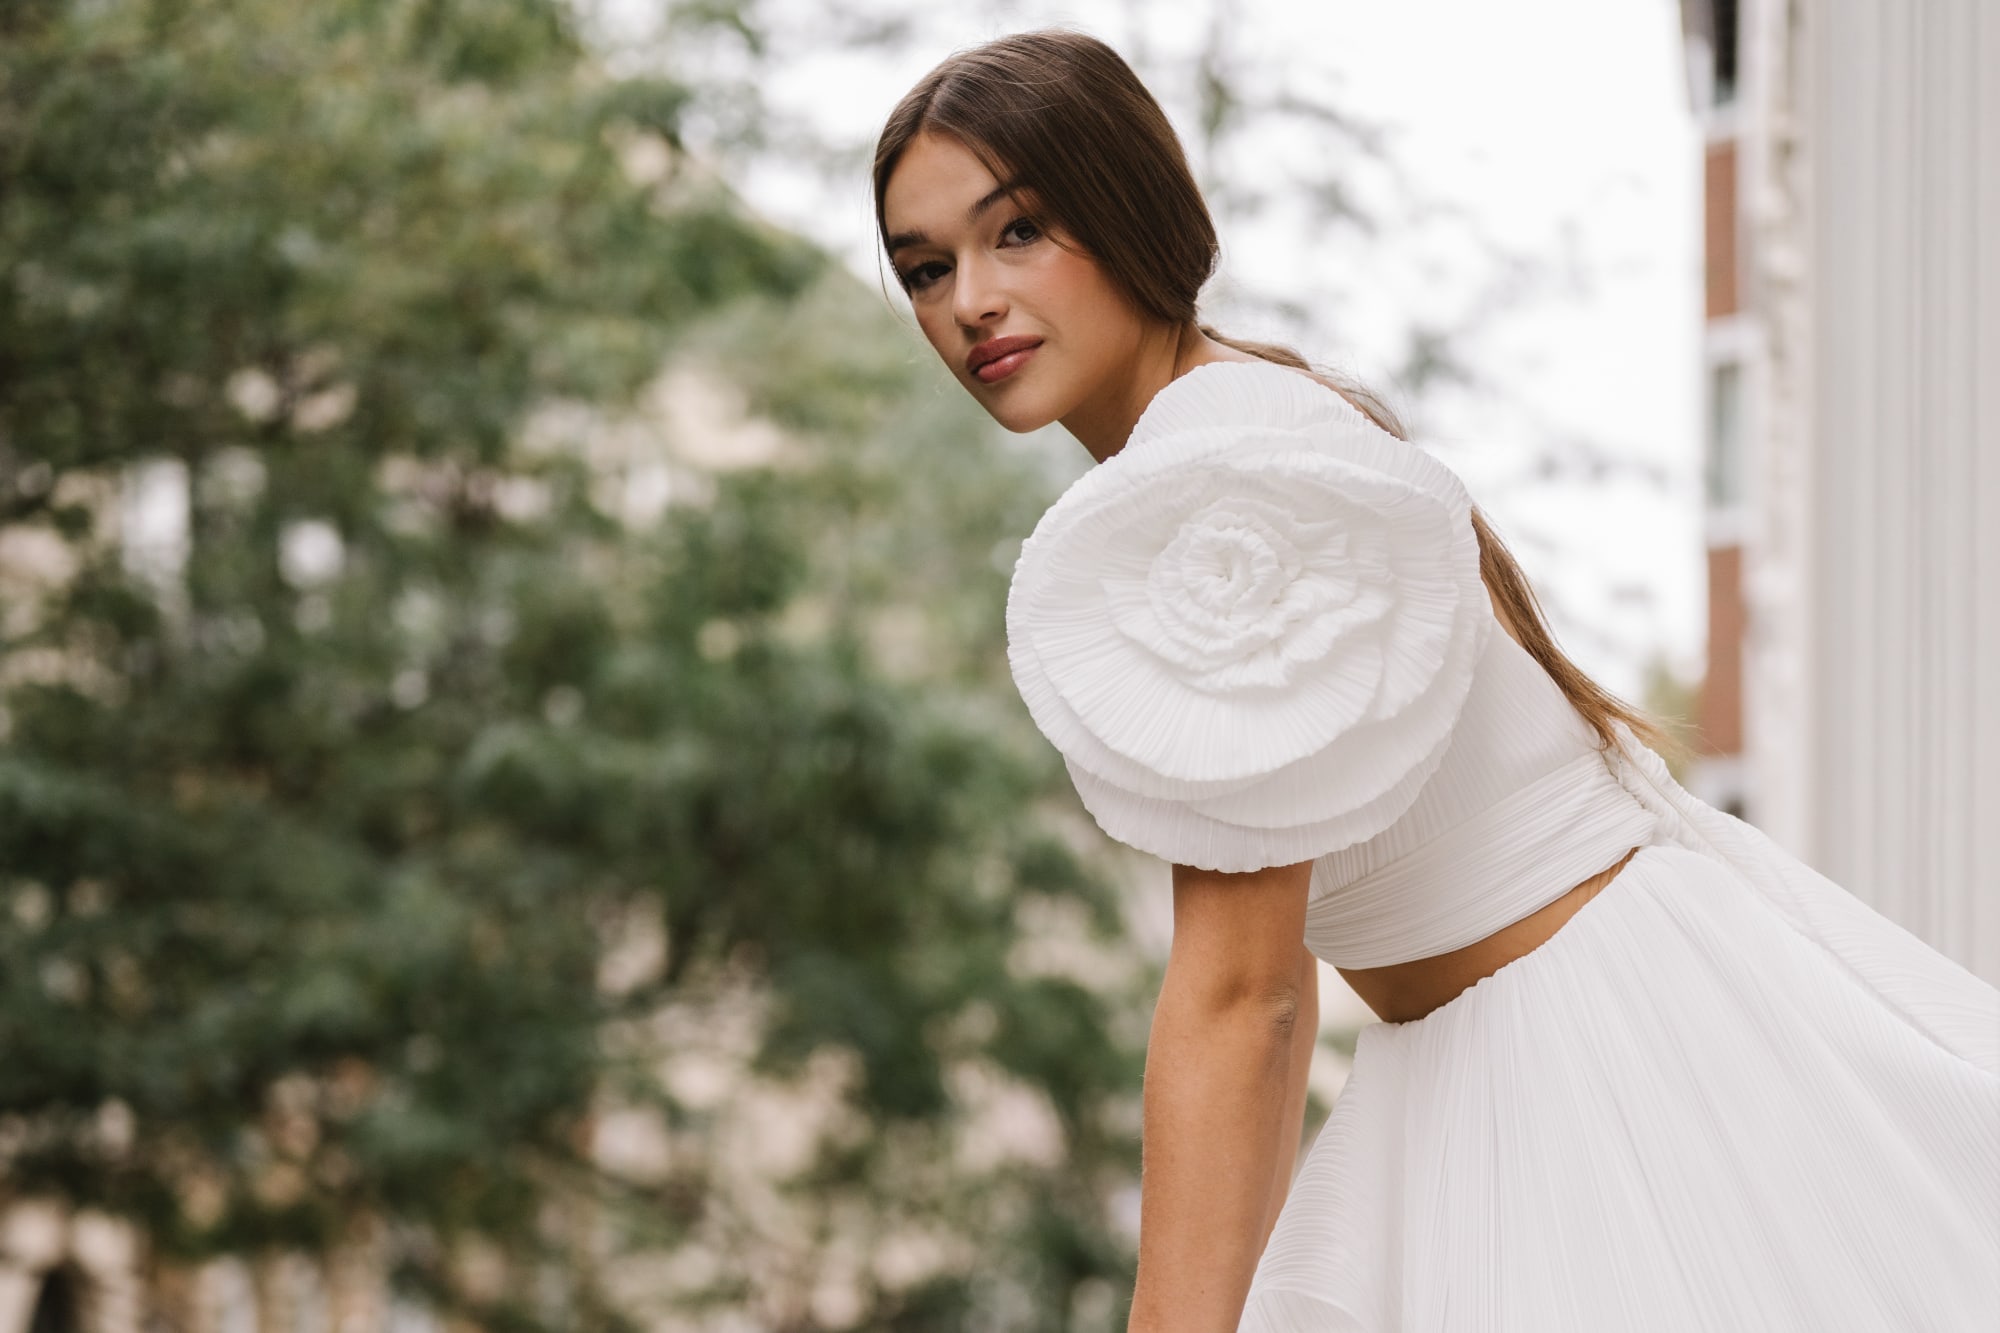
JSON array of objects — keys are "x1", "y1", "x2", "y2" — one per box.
[{"x1": 1002, "y1": 361, "x2": 2000, "y2": 1331}]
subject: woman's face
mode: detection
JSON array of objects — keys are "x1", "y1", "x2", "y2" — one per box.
[{"x1": 880, "y1": 131, "x2": 1150, "y2": 437}]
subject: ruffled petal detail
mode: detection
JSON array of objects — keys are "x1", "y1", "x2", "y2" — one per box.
[{"x1": 1004, "y1": 361, "x2": 1491, "y2": 873}]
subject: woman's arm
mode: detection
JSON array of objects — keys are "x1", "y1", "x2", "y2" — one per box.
[
  {"x1": 1127, "y1": 858, "x2": 1315, "y2": 1333},
  {"x1": 1259, "y1": 943, "x2": 1318, "y2": 1247}
]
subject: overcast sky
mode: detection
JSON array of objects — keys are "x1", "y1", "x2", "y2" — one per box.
[{"x1": 638, "y1": 0, "x2": 1706, "y2": 700}]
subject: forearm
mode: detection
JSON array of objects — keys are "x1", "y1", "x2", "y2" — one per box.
[
  {"x1": 1259, "y1": 947, "x2": 1318, "y2": 1245},
  {"x1": 1128, "y1": 973, "x2": 1303, "y2": 1333}
]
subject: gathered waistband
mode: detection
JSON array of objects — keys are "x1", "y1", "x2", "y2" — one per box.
[{"x1": 1304, "y1": 750, "x2": 1662, "y2": 968}]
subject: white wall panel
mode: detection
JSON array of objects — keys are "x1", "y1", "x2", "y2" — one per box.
[{"x1": 1790, "y1": 0, "x2": 2000, "y2": 981}]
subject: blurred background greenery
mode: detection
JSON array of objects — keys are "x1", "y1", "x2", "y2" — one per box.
[{"x1": 0, "y1": 1, "x2": 1168, "y2": 1327}]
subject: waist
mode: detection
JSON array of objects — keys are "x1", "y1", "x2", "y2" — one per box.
[
  {"x1": 1302, "y1": 749, "x2": 1661, "y2": 968},
  {"x1": 1336, "y1": 844, "x2": 1642, "y2": 1023}
]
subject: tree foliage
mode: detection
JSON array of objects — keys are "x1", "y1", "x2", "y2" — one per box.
[{"x1": 0, "y1": 2, "x2": 1148, "y2": 1326}]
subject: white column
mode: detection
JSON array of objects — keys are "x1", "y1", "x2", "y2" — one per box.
[
  {"x1": 1789, "y1": 0, "x2": 2000, "y2": 982},
  {"x1": 1739, "y1": 0, "x2": 1816, "y2": 859}
]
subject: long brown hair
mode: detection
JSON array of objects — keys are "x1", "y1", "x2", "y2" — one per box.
[{"x1": 872, "y1": 28, "x2": 1671, "y2": 757}]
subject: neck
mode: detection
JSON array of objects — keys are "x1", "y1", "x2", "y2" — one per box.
[{"x1": 1061, "y1": 322, "x2": 1248, "y2": 463}]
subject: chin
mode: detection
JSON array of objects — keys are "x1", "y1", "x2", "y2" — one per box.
[
  {"x1": 968, "y1": 381, "x2": 1067, "y2": 435},
  {"x1": 982, "y1": 403, "x2": 1059, "y2": 434}
]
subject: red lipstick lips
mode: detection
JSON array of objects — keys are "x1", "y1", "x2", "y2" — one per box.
[{"x1": 967, "y1": 335, "x2": 1042, "y2": 384}]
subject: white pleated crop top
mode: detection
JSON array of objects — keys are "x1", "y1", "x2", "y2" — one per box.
[{"x1": 1004, "y1": 361, "x2": 1661, "y2": 969}]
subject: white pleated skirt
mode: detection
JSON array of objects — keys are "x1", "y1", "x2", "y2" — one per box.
[{"x1": 1239, "y1": 840, "x2": 2000, "y2": 1332}]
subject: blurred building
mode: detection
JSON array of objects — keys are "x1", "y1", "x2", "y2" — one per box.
[{"x1": 1678, "y1": 0, "x2": 1999, "y2": 983}]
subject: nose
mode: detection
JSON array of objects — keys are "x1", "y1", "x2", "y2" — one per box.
[{"x1": 952, "y1": 252, "x2": 1007, "y2": 331}]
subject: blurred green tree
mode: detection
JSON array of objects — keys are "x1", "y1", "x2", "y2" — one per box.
[{"x1": 0, "y1": 1, "x2": 1146, "y2": 1327}]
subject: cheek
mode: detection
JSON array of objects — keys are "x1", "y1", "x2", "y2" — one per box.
[
  {"x1": 1040, "y1": 254, "x2": 1139, "y2": 358},
  {"x1": 912, "y1": 302, "x2": 959, "y2": 360}
]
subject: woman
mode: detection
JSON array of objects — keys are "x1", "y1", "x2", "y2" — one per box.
[{"x1": 873, "y1": 28, "x2": 2000, "y2": 1333}]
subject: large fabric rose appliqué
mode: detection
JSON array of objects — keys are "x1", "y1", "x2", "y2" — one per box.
[{"x1": 1004, "y1": 361, "x2": 1491, "y2": 873}]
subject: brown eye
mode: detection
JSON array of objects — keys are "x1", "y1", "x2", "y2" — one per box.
[
  {"x1": 902, "y1": 261, "x2": 949, "y2": 291},
  {"x1": 1001, "y1": 216, "x2": 1041, "y2": 245}
]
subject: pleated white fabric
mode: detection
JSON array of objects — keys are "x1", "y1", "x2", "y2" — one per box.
[
  {"x1": 1243, "y1": 829, "x2": 2000, "y2": 1333},
  {"x1": 1001, "y1": 359, "x2": 2000, "y2": 1330},
  {"x1": 1302, "y1": 626, "x2": 1659, "y2": 968},
  {"x1": 1004, "y1": 360, "x2": 1490, "y2": 874}
]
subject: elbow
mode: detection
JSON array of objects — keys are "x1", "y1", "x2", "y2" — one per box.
[
  {"x1": 1163, "y1": 967, "x2": 1305, "y2": 1038},
  {"x1": 1246, "y1": 983, "x2": 1306, "y2": 1039}
]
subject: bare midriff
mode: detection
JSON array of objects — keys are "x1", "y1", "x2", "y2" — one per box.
[{"x1": 1335, "y1": 844, "x2": 1642, "y2": 1024}]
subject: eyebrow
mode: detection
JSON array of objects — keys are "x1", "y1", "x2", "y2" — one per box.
[{"x1": 885, "y1": 179, "x2": 1027, "y2": 255}]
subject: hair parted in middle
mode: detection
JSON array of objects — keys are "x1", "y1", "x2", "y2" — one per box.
[
  {"x1": 874, "y1": 28, "x2": 1216, "y2": 325},
  {"x1": 872, "y1": 27, "x2": 1672, "y2": 757}
]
